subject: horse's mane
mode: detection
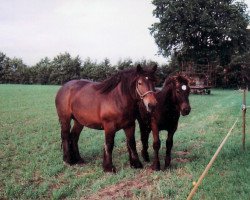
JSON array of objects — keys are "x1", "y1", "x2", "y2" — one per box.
[
  {"x1": 94, "y1": 68, "x2": 137, "y2": 94},
  {"x1": 163, "y1": 74, "x2": 189, "y2": 89},
  {"x1": 95, "y1": 66, "x2": 157, "y2": 95}
]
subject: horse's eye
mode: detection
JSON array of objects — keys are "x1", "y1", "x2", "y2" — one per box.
[{"x1": 138, "y1": 81, "x2": 142, "y2": 85}]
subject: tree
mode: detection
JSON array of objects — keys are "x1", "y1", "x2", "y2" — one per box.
[
  {"x1": 1, "y1": 57, "x2": 20, "y2": 83},
  {"x1": 228, "y1": 51, "x2": 250, "y2": 88},
  {"x1": 49, "y1": 53, "x2": 81, "y2": 84},
  {"x1": 0, "y1": 52, "x2": 30, "y2": 84},
  {"x1": 80, "y1": 57, "x2": 97, "y2": 80},
  {"x1": 33, "y1": 57, "x2": 51, "y2": 84},
  {"x1": 150, "y1": 0, "x2": 250, "y2": 65},
  {"x1": 81, "y1": 58, "x2": 116, "y2": 81},
  {"x1": 0, "y1": 52, "x2": 7, "y2": 83},
  {"x1": 96, "y1": 58, "x2": 116, "y2": 81},
  {"x1": 115, "y1": 58, "x2": 133, "y2": 70},
  {"x1": 9, "y1": 58, "x2": 28, "y2": 83}
]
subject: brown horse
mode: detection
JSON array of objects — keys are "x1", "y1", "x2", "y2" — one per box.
[
  {"x1": 137, "y1": 74, "x2": 191, "y2": 170},
  {"x1": 55, "y1": 64, "x2": 157, "y2": 172}
]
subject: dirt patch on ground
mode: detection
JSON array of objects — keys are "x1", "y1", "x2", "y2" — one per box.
[
  {"x1": 173, "y1": 158, "x2": 190, "y2": 163},
  {"x1": 173, "y1": 150, "x2": 192, "y2": 163},
  {"x1": 82, "y1": 170, "x2": 153, "y2": 200},
  {"x1": 174, "y1": 150, "x2": 190, "y2": 156},
  {"x1": 81, "y1": 151, "x2": 193, "y2": 199}
]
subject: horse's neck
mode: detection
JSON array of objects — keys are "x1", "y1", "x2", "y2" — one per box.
[
  {"x1": 160, "y1": 83, "x2": 176, "y2": 110},
  {"x1": 114, "y1": 82, "x2": 136, "y2": 109}
]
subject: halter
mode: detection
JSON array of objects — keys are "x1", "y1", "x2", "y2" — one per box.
[{"x1": 136, "y1": 84, "x2": 154, "y2": 99}]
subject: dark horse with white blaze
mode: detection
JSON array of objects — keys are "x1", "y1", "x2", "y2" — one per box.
[
  {"x1": 55, "y1": 65, "x2": 157, "y2": 172},
  {"x1": 137, "y1": 74, "x2": 191, "y2": 170}
]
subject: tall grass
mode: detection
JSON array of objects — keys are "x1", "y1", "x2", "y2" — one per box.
[{"x1": 0, "y1": 85, "x2": 249, "y2": 199}]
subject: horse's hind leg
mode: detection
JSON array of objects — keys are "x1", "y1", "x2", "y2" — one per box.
[
  {"x1": 60, "y1": 117, "x2": 73, "y2": 165},
  {"x1": 70, "y1": 119, "x2": 84, "y2": 164},
  {"x1": 124, "y1": 124, "x2": 143, "y2": 169}
]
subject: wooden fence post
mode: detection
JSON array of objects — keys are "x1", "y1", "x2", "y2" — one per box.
[{"x1": 242, "y1": 89, "x2": 247, "y2": 150}]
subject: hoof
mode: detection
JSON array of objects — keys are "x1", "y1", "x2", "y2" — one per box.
[
  {"x1": 103, "y1": 165, "x2": 116, "y2": 173},
  {"x1": 165, "y1": 158, "x2": 171, "y2": 168},
  {"x1": 141, "y1": 151, "x2": 150, "y2": 162},
  {"x1": 63, "y1": 161, "x2": 74, "y2": 166},
  {"x1": 63, "y1": 156, "x2": 76, "y2": 165},
  {"x1": 151, "y1": 162, "x2": 160, "y2": 171},
  {"x1": 63, "y1": 157, "x2": 84, "y2": 166},
  {"x1": 76, "y1": 157, "x2": 85, "y2": 166},
  {"x1": 164, "y1": 162, "x2": 171, "y2": 169},
  {"x1": 164, "y1": 163, "x2": 172, "y2": 170},
  {"x1": 131, "y1": 160, "x2": 143, "y2": 169}
]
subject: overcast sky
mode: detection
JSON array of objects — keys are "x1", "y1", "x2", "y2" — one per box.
[{"x1": 1, "y1": 0, "x2": 250, "y2": 66}]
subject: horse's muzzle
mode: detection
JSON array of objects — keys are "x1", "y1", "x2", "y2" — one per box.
[
  {"x1": 143, "y1": 93, "x2": 157, "y2": 112},
  {"x1": 181, "y1": 106, "x2": 191, "y2": 116}
]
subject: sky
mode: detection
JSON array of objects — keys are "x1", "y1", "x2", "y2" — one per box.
[{"x1": 1, "y1": 0, "x2": 250, "y2": 66}]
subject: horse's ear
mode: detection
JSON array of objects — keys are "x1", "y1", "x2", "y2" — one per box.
[
  {"x1": 181, "y1": 72, "x2": 186, "y2": 78},
  {"x1": 151, "y1": 64, "x2": 157, "y2": 73},
  {"x1": 136, "y1": 64, "x2": 143, "y2": 73}
]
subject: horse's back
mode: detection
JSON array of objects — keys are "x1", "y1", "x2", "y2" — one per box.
[{"x1": 55, "y1": 79, "x2": 92, "y2": 118}]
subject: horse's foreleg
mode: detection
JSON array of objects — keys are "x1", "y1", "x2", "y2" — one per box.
[
  {"x1": 139, "y1": 121, "x2": 151, "y2": 162},
  {"x1": 124, "y1": 124, "x2": 143, "y2": 169},
  {"x1": 70, "y1": 120, "x2": 84, "y2": 165},
  {"x1": 103, "y1": 123, "x2": 116, "y2": 173},
  {"x1": 151, "y1": 121, "x2": 161, "y2": 171},
  {"x1": 165, "y1": 132, "x2": 174, "y2": 168}
]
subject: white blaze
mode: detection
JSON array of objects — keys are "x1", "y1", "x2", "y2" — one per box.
[{"x1": 182, "y1": 85, "x2": 187, "y2": 91}]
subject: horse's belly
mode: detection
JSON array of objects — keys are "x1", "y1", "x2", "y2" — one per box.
[
  {"x1": 73, "y1": 108, "x2": 103, "y2": 129},
  {"x1": 100, "y1": 107, "x2": 135, "y2": 129},
  {"x1": 74, "y1": 115, "x2": 103, "y2": 130},
  {"x1": 85, "y1": 123, "x2": 103, "y2": 130},
  {"x1": 74, "y1": 111, "x2": 131, "y2": 131}
]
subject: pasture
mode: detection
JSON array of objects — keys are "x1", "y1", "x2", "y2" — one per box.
[{"x1": 0, "y1": 84, "x2": 250, "y2": 199}]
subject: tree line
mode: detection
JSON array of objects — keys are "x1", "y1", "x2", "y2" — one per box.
[
  {"x1": 1, "y1": 51, "x2": 249, "y2": 88},
  {"x1": 0, "y1": 52, "x2": 175, "y2": 86}
]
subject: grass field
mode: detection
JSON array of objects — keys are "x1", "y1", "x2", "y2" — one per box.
[{"x1": 0, "y1": 84, "x2": 250, "y2": 199}]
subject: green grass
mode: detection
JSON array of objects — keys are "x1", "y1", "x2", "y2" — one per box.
[{"x1": 0, "y1": 85, "x2": 249, "y2": 199}]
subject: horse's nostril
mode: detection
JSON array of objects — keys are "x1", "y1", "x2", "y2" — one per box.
[
  {"x1": 180, "y1": 106, "x2": 191, "y2": 116},
  {"x1": 183, "y1": 107, "x2": 191, "y2": 114},
  {"x1": 148, "y1": 102, "x2": 156, "y2": 109},
  {"x1": 148, "y1": 103, "x2": 152, "y2": 108}
]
